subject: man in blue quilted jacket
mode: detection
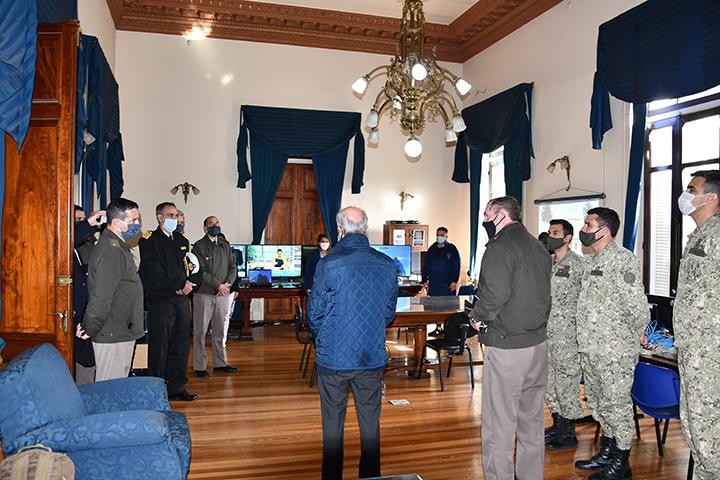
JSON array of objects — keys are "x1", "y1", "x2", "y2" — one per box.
[{"x1": 309, "y1": 206, "x2": 399, "y2": 480}]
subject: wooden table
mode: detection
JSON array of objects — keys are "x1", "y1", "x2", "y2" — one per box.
[
  {"x1": 639, "y1": 349, "x2": 678, "y2": 370},
  {"x1": 233, "y1": 287, "x2": 308, "y2": 341},
  {"x1": 390, "y1": 296, "x2": 469, "y2": 376}
]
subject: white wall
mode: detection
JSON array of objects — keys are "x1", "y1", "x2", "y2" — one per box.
[
  {"x1": 77, "y1": 0, "x2": 116, "y2": 70},
  {"x1": 461, "y1": 0, "x2": 645, "y2": 240},
  {"x1": 114, "y1": 32, "x2": 469, "y2": 263}
]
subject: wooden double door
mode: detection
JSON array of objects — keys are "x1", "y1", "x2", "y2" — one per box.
[{"x1": 264, "y1": 163, "x2": 324, "y2": 320}]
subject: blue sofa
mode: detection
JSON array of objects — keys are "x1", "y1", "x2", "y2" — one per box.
[{"x1": 0, "y1": 343, "x2": 190, "y2": 479}]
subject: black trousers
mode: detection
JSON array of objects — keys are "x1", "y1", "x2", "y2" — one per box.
[
  {"x1": 147, "y1": 297, "x2": 190, "y2": 395},
  {"x1": 317, "y1": 368, "x2": 383, "y2": 480}
]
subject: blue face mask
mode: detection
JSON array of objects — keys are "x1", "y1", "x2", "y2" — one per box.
[
  {"x1": 208, "y1": 226, "x2": 221, "y2": 237},
  {"x1": 163, "y1": 218, "x2": 178, "y2": 233},
  {"x1": 436, "y1": 236, "x2": 446, "y2": 245},
  {"x1": 121, "y1": 222, "x2": 142, "y2": 240},
  {"x1": 175, "y1": 223, "x2": 185, "y2": 235}
]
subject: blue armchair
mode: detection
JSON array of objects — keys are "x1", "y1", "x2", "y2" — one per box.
[{"x1": 0, "y1": 343, "x2": 190, "y2": 479}]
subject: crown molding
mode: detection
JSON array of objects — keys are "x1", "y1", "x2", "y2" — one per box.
[{"x1": 107, "y1": 0, "x2": 562, "y2": 63}]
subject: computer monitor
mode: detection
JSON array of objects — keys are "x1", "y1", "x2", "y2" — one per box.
[
  {"x1": 230, "y1": 244, "x2": 247, "y2": 277},
  {"x1": 301, "y1": 245, "x2": 319, "y2": 276},
  {"x1": 246, "y1": 245, "x2": 303, "y2": 278},
  {"x1": 370, "y1": 245, "x2": 412, "y2": 277}
]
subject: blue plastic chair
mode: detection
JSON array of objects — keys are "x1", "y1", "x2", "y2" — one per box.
[{"x1": 631, "y1": 362, "x2": 680, "y2": 457}]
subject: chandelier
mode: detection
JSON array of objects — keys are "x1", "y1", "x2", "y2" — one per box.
[{"x1": 351, "y1": 0, "x2": 471, "y2": 158}]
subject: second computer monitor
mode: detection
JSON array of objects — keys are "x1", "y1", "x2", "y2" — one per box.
[
  {"x1": 370, "y1": 245, "x2": 412, "y2": 277},
  {"x1": 246, "y1": 245, "x2": 302, "y2": 278}
]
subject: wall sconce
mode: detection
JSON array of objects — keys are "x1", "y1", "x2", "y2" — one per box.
[
  {"x1": 399, "y1": 191, "x2": 414, "y2": 211},
  {"x1": 546, "y1": 155, "x2": 571, "y2": 191},
  {"x1": 170, "y1": 182, "x2": 200, "y2": 203}
]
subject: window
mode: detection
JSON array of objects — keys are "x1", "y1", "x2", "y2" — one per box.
[
  {"x1": 471, "y1": 147, "x2": 506, "y2": 277},
  {"x1": 644, "y1": 89, "x2": 720, "y2": 296}
]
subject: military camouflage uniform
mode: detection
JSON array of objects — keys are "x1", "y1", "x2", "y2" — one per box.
[
  {"x1": 674, "y1": 213, "x2": 720, "y2": 480},
  {"x1": 576, "y1": 241, "x2": 649, "y2": 450},
  {"x1": 545, "y1": 250, "x2": 585, "y2": 420}
]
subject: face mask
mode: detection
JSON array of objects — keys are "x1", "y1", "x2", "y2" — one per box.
[
  {"x1": 175, "y1": 223, "x2": 185, "y2": 235},
  {"x1": 546, "y1": 236, "x2": 566, "y2": 252},
  {"x1": 163, "y1": 218, "x2": 178, "y2": 233},
  {"x1": 208, "y1": 226, "x2": 221, "y2": 237},
  {"x1": 436, "y1": 236, "x2": 446, "y2": 245},
  {"x1": 120, "y1": 222, "x2": 142, "y2": 240},
  {"x1": 482, "y1": 214, "x2": 504, "y2": 239},
  {"x1": 677, "y1": 191, "x2": 709, "y2": 216},
  {"x1": 319, "y1": 242, "x2": 330, "y2": 251},
  {"x1": 579, "y1": 228, "x2": 603, "y2": 247}
]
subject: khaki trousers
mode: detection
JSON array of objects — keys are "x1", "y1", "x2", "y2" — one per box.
[
  {"x1": 92, "y1": 341, "x2": 135, "y2": 382},
  {"x1": 193, "y1": 293, "x2": 233, "y2": 371},
  {"x1": 482, "y1": 341, "x2": 548, "y2": 480}
]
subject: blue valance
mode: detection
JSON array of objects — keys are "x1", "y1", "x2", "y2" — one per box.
[
  {"x1": 452, "y1": 83, "x2": 534, "y2": 272},
  {"x1": 0, "y1": 0, "x2": 37, "y2": 319},
  {"x1": 36, "y1": 0, "x2": 77, "y2": 23},
  {"x1": 236, "y1": 105, "x2": 365, "y2": 244},
  {"x1": 590, "y1": 0, "x2": 720, "y2": 250},
  {"x1": 76, "y1": 35, "x2": 124, "y2": 209}
]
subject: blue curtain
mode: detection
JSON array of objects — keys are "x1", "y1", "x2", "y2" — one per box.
[
  {"x1": 452, "y1": 83, "x2": 534, "y2": 271},
  {"x1": 76, "y1": 35, "x2": 124, "y2": 210},
  {"x1": 590, "y1": 0, "x2": 720, "y2": 250},
  {"x1": 0, "y1": 0, "x2": 37, "y2": 318},
  {"x1": 236, "y1": 105, "x2": 365, "y2": 244},
  {"x1": 36, "y1": 0, "x2": 77, "y2": 23}
]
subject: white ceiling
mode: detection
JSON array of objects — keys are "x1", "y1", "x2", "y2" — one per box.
[{"x1": 272, "y1": 0, "x2": 477, "y2": 24}]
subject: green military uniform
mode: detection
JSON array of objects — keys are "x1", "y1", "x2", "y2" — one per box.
[
  {"x1": 674, "y1": 213, "x2": 720, "y2": 480},
  {"x1": 576, "y1": 241, "x2": 649, "y2": 450},
  {"x1": 546, "y1": 250, "x2": 584, "y2": 420}
]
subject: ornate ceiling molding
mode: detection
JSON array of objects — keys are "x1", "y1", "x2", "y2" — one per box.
[{"x1": 107, "y1": 0, "x2": 562, "y2": 63}]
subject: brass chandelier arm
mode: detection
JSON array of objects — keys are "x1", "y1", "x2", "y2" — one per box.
[{"x1": 363, "y1": 65, "x2": 391, "y2": 82}]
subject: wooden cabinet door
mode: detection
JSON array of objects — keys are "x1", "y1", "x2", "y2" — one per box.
[
  {"x1": 1, "y1": 23, "x2": 78, "y2": 365},
  {"x1": 264, "y1": 163, "x2": 323, "y2": 320}
]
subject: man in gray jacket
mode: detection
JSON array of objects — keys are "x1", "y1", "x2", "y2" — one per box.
[
  {"x1": 191, "y1": 216, "x2": 238, "y2": 376},
  {"x1": 78, "y1": 198, "x2": 145, "y2": 382},
  {"x1": 470, "y1": 196, "x2": 552, "y2": 480}
]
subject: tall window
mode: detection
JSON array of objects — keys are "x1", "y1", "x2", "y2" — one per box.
[
  {"x1": 644, "y1": 88, "x2": 720, "y2": 296},
  {"x1": 471, "y1": 147, "x2": 506, "y2": 278}
]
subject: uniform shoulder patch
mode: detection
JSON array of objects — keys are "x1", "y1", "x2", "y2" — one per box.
[
  {"x1": 623, "y1": 272, "x2": 636, "y2": 285},
  {"x1": 142, "y1": 230, "x2": 153, "y2": 239}
]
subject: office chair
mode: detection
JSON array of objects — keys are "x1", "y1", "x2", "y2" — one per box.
[{"x1": 293, "y1": 303, "x2": 315, "y2": 381}]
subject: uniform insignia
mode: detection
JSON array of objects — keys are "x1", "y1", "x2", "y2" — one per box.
[
  {"x1": 142, "y1": 230, "x2": 153, "y2": 239},
  {"x1": 590, "y1": 269, "x2": 603, "y2": 277},
  {"x1": 688, "y1": 246, "x2": 706, "y2": 257},
  {"x1": 623, "y1": 272, "x2": 636, "y2": 285},
  {"x1": 555, "y1": 266, "x2": 570, "y2": 278}
]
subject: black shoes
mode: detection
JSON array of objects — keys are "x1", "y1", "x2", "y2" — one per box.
[
  {"x1": 169, "y1": 390, "x2": 199, "y2": 402},
  {"x1": 576, "y1": 435, "x2": 615, "y2": 471},
  {"x1": 194, "y1": 370, "x2": 208, "y2": 377},
  {"x1": 546, "y1": 416, "x2": 578, "y2": 450},
  {"x1": 589, "y1": 446, "x2": 632, "y2": 479},
  {"x1": 545, "y1": 412, "x2": 560, "y2": 442},
  {"x1": 213, "y1": 365, "x2": 238, "y2": 373}
]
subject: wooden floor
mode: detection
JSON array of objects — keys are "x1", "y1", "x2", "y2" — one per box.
[{"x1": 173, "y1": 324, "x2": 691, "y2": 479}]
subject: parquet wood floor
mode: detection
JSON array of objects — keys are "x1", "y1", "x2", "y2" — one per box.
[{"x1": 174, "y1": 325, "x2": 690, "y2": 479}]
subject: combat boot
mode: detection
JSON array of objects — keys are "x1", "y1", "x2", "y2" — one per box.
[
  {"x1": 589, "y1": 446, "x2": 631, "y2": 479},
  {"x1": 545, "y1": 412, "x2": 560, "y2": 441},
  {"x1": 575, "y1": 435, "x2": 614, "y2": 471},
  {"x1": 546, "y1": 416, "x2": 578, "y2": 450}
]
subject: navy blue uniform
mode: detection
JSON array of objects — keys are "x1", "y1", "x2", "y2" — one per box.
[{"x1": 422, "y1": 242, "x2": 461, "y2": 296}]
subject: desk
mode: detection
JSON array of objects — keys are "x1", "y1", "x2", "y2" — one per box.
[
  {"x1": 233, "y1": 287, "x2": 308, "y2": 340},
  {"x1": 391, "y1": 296, "x2": 468, "y2": 374},
  {"x1": 639, "y1": 349, "x2": 678, "y2": 370}
]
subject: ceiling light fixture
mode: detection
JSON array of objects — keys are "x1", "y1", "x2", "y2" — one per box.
[{"x1": 352, "y1": 0, "x2": 471, "y2": 158}]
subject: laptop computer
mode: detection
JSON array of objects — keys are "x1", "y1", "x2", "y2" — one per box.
[{"x1": 248, "y1": 268, "x2": 272, "y2": 286}]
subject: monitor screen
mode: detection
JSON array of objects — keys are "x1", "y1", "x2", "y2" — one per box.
[
  {"x1": 230, "y1": 244, "x2": 247, "y2": 277},
  {"x1": 370, "y1": 245, "x2": 412, "y2": 277},
  {"x1": 246, "y1": 245, "x2": 303, "y2": 278}
]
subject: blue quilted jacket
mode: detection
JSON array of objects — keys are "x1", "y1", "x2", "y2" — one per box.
[{"x1": 308, "y1": 234, "x2": 399, "y2": 371}]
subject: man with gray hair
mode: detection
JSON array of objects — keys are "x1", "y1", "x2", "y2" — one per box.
[
  {"x1": 309, "y1": 206, "x2": 398, "y2": 480},
  {"x1": 469, "y1": 195, "x2": 552, "y2": 480}
]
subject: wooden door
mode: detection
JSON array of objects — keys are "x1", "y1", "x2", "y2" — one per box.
[
  {"x1": 264, "y1": 163, "x2": 324, "y2": 320},
  {"x1": 0, "y1": 23, "x2": 78, "y2": 365}
]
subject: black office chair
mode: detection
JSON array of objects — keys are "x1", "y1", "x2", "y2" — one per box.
[
  {"x1": 293, "y1": 303, "x2": 315, "y2": 381},
  {"x1": 417, "y1": 312, "x2": 479, "y2": 391}
]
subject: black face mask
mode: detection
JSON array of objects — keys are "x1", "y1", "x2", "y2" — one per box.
[
  {"x1": 579, "y1": 228, "x2": 603, "y2": 247},
  {"x1": 546, "y1": 236, "x2": 566, "y2": 252},
  {"x1": 482, "y1": 214, "x2": 504, "y2": 239}
]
